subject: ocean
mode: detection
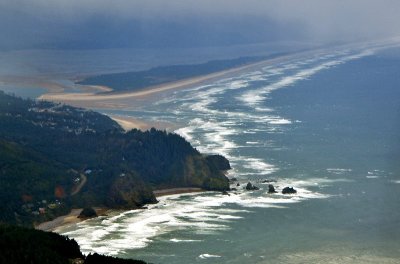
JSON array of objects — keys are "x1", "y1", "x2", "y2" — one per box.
[{"x1": 56, "y1": 44, "x2": 400, "y2": 263}]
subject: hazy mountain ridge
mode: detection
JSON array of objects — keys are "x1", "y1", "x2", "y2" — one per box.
[{"x1": 0, "y1": 91, "x2": 230, "y2": 226}]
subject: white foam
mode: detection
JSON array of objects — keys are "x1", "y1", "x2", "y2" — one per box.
[
  {"x1": 170, "y1": 238, "x2": 202, "y2": 243},
  {"x1": 175, "y1": 126, "x2": 194, "y2": 141},
  {"x1": 238, "y1": 50, "x2": 373, "y2": 108},
  {"x1": 199, "y1": 254, "x2": 221, "y2": 259},
  {"x1": 255, "y1": 107, "x2": 273, "y2": 112},
  {"x1": 242, "y1": 157, "x2": 278, "y2": 174},
  {"x1": 268, "y1": 118, "x2": 292, "y2": 125},
  {"x1": 326, "y1": 168, "x2": 353, "y2": 175},
  {"x1": 61, "y1": 175, "x2": 336, "y2": 255}
]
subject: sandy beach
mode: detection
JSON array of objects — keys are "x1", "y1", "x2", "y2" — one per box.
[
  {"x1": 36, "y1": 51, "x2": 315, "y2": 110},
  {"x1": 35, "y1": 188, "x2": 206, "y2": 232},
  {"x1": 109, "y1": 115, "x2": 154, "y2": 131},
  {"x1": 35, "y1": 208, "x2": 84, "y2": 232},
  {"x1": 35, "y1": 208, "x2": 111, "y2": 232},
  {"x1": 109, "y1": 114, "x2": 176, "y2": 131}
]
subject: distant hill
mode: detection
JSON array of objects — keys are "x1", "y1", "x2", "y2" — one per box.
[
  {"x1": 77, "y1": 56, "x2": 276, "y2": 92},
  {"x1": 0, "y1": 91, "x2": 230, "y2": 226}
]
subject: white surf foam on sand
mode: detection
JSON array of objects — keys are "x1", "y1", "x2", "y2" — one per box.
[{"x1": 60, "y1": 175, "x2": 337, "y2": 255}]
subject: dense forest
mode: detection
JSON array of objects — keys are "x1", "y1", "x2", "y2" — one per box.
[
  {"x1": 0, "y1": 91, "x2": 230, "y2": 226},
  {"x1": 0, "y1": 224, "x2": 147, "y2": 264},
  {"x1": 77, "y1": 56, "x2": 275, "y2": 92}
]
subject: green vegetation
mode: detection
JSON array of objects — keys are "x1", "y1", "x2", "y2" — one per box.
[
  {"x1": 0, "y1": 224, "x2": 82, "y2": 264},
  {"x1": 78, "y1": 56, "x2": 272, "y2": 92},
  {"x1": 0, "y1": 224, "x2": 148, "y2": 264},
  {"x1": 0, "y1": 91, "x2": 230, "y2": 226}
]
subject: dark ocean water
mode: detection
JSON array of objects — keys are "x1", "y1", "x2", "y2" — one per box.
[{"x1": 58, "y1": 45, "x2": 400, "y2": 263}]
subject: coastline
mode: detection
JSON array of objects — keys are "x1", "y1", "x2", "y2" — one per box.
[
  {"x1": 35, "y1": 208, "x2": 111, "y2": 232},
  {"x1": 109, "y1": 115, "x2": 154, "y2": 131},
  {"x1": 153, "y1": 187, "x2": 204, "y2": 197},
  {"x1": 36, "y1": 188, "x2": 206, "y2": 232},
  {"x1": 35, "y1": 51, "x2": 315, "y2": 110},
  {"x1": 108, "y1": 114, "x2": 176, "y2": 131}
]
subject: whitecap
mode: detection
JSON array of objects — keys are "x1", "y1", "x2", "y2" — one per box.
[
  {"x1": 199, "y1": 254, "x2": 221, "y2": 259},
  {"x1": 170, "y1": 238, "x2": 202, "y2": 243},
  {"x1": 326, "y1": 168, "x2": 353, "y2": 175},
  {"x1": 268, "y1": 118, "x2": 292, "y2": 125}
]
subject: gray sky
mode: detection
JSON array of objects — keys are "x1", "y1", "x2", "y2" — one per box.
[{"x1": 1, "y1": 0, "x2": 399, "y2": 50}]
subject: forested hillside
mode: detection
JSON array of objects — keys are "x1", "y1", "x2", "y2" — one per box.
[
  {"x1": 0, "y1": 91, "x2": 230, "y2": 226},
  {"x1": 0, "y1": 224, "x2": 147, "y2": 264}
]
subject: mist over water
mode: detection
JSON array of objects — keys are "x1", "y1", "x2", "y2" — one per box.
[{"x1": 58, "y1": 43, "x2": 400, "y2": 263}]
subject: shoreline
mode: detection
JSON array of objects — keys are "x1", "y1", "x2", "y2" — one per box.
[
  {"x1": 36, "y1": 188, "x2": 206, "y2": 232},
  {"x1": 108, "y1": 114, "x2": 176, "y2": 131},
  {"x1": 35, "y1": 51, "x2": 317, "y2": 110},
  {"x1": 35, "y1": 207, "x2": 111, "y2": 232},
  {"x1": 153, "y1": 187, "x2": 204, "y2": 197}
]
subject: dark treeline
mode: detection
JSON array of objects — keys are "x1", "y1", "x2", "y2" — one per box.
[{"x1": 0, "y1": 224, "x2": 148, "y2": 264}]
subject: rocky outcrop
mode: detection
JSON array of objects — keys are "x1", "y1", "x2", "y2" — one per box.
[
  {"x1": 78, "y1": 207, "x2": 97, "y2": 219},
  {"x1": 169, "y1": 155, "x2": 230, "y2": 191},
  {"x1": 107, "y1": 174, "x2": 157, "y2": 209},
  {"x1": 268, "y1": 184, "x2": 277, "y2": 193},
  {"x1": 245, "y1": 182, "x2": 260, "y2": 191},
  {"x1": 205, "y1": 154, "x2": 232, "y2": 170},
  {"x1": 282, "y1": 187, "x2": 297, "y2": 194}
]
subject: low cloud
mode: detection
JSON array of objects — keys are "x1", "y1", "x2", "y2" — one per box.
[{"x1": 1, "y1": 0, "x2": 399, "y2": 50}]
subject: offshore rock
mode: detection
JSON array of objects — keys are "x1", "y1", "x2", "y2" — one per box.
[
  {"x1": 282, "y1": 187, "x2": 297, "y2": 194},
  {"x1": 268, "y1": 184, "x2": 277, "y2": 193},
  {"x1": 78, "y1": 207, "x2": 97, "y2": 219},
  {"x1": 245, "y1": 182, "x2": 260, "y2": 191}
]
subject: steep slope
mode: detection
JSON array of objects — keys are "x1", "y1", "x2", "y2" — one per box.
[
  {"x1": 0, "y1": 224, "x2": 147, "y2": 264},
  {"x1": 0, "y1": 91, "x2": 230, "y2": 226}
]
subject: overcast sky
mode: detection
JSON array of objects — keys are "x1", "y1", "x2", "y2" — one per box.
[{"x1": 1, "y1": 0, "x2": 400, "y2": 50}]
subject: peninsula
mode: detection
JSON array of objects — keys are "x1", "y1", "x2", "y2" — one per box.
[{"x1": 0, "y1": 90, "x2": 230, "y2": 227}]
